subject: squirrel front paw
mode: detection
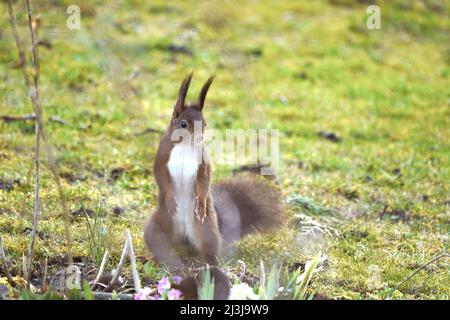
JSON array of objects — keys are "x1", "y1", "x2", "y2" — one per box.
[{"x1": 195, "y1": 197, "x2": 207, "y2": 223}]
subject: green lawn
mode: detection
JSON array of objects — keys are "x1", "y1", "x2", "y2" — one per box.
[{"x1": 0, "y1": 0, "x2": 449, "y2": 299}]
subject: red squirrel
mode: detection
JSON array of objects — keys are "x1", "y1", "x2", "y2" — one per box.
[{"x1": 144, "y1": 73, "x2": 282, "y2": 267}]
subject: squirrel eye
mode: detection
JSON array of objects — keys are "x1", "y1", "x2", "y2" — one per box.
[{"x1": 181, "y1": 120, "x2": 187, "y2": 128}]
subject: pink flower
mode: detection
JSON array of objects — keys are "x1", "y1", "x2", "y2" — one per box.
[
  {"x1": 167, "y1": 288, "x2": 182, "y2": 300},
  {"x1": 157, "y1": 276, "x2": 170, "y2": 295},
  {"x1": 134, "y1": 287, "x2": 153, "y2": 300}
]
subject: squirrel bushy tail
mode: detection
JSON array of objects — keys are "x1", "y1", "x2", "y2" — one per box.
[{"x1": 213, "y1": 176, "x2": 283, "y2": 236}]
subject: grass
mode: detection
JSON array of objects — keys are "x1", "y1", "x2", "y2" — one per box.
[{"x1": 0, "y1": 0, "x2": 449, "y2": 299}]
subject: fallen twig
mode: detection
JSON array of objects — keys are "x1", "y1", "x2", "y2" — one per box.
[
  {"x1": 0, "y1": 114, "x2": 68, "y2": 126},
  {"x1": 0, "y1": 236, "x2": 14, "y2": 284},
  {"x1": 0, "y1": 114, "x2": 35, "y2": 122},
  {"x1": 91, "y1": 250, "x2": 109, "y2": 290},
  {"x1": 392, "y1": 252, "x2": 449, "y2": 293}
]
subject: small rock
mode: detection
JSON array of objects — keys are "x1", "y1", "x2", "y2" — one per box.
[
  {"x1": 343, "y1": 230, "x2": 368, "y2": 239},
  {"x1": 166, "y1": 44, "x2": 192, "y2": 56},
  {"x1": 60, "y1": 172, "x2": 86, "y2": 184},
  {"x1": 0, "y1": 180, "x2": 13, "y2": 192},
  {"x1": 71, "y1": 207, "x2": 94, "y2": 218},
  {"x1": 112, "y1": 206, "x2": 125, "y2": 216},
  {"x1": 0, "y1": 179, "x2": 18, "y2": 192},
  {"x1": 318, "y1": 131, "x2": 341, "y2": 143},
  {"x1": 247, "y1": 47, "x2": 263, "y2": 57},
  {"x1": 380, "y1": 207, "x2": 408, "y2": 223},
  {"x1": 110, "y1": 167, "x2": 125, "y2": 181},
  {"x1": 23, "y1": 227, "x2": 47, "y2": 239},
  {"x1": 294, "y1": 71, "x2": 308, "y2": 80},
  {"x1": 342, "y1": 189, "x2": 359, "y2": 201}
]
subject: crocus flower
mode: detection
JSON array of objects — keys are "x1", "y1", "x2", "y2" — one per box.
[
  {"x1": 0, "y1": 284, "x2": 9, "y2": 298},
  {"x1": 157, "y1": 276, "x2": 170, "y2": 295},
  {"x1": 134, "y1": 287, "x2": 153, "y2": 300},
  {"x1": 167, "y1": 288, "x2": 182, "y2": 300},
  {"x1": 172, "y1": 276, "x2": 182, "y2": 284}
]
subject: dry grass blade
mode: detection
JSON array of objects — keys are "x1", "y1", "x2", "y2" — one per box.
[
  {"x1": 392, "y1": 252, "x2": 449, "y2": 293},
  {"x1": 104, "y1": 230, "x2": 141, "y2": 292},
  {"x1": 0, "y1": 236, "x2": 14, "y2": 284},
  {"x1": 125, "y1": 230, "x2": 141, "y2": 291},
  {"x1": 91, "y1": 250, "x2": 109, "y2": 290},
  {"x1": 41, "y1": 257, "x2": 48, "y2": 292},
  {"x1": 105, "y1": 236, "x2": 129, "y2": 292}
]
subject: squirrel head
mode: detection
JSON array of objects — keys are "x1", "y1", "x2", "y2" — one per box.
[{"x1": 169, "y1": 73, "x2": 214, "y2": 144}]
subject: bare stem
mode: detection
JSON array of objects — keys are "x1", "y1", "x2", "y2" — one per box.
[
  {"x1": 25, "y1": 0, "x2": 41, "y2": 288},
  {"x1": 7, "y1": 0, "x2": 30, "y2": 88},
  {"x1": 9, "y1": 0, "x2": 73, "y2": 268}
]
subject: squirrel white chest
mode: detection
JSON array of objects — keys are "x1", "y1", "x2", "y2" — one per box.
[{"x1": 167, "y1": 143, "x2": 200, "y2": 241}]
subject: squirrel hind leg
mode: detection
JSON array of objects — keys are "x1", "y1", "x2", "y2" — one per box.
[
  {"x1": 144, "y1": 214, "x2": 182, "y2": 268},
  {"x1": 213, "y1": 186, "x2": 242, "y2": 245}
]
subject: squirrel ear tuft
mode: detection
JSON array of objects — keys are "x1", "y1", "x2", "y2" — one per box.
[
  {"x1": 198, "y1": 75, "x2": 214, "y2": 111},
  {"x1": 173, "y1": 72, "x2": 193, "y2": 117}
]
